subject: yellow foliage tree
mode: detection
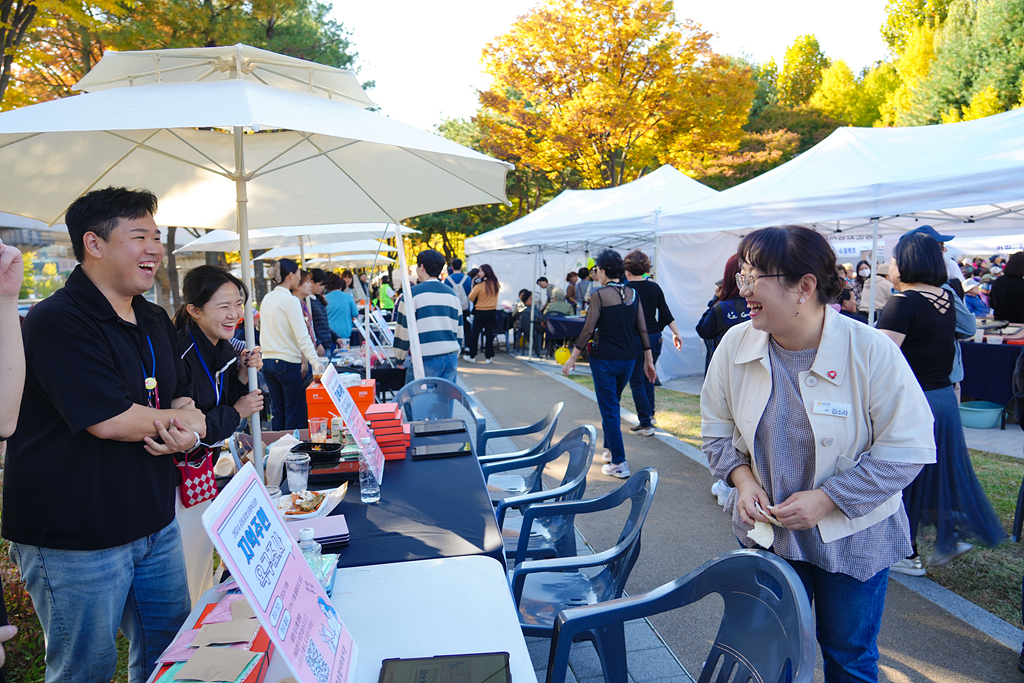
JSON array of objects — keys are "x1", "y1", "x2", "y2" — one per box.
[
  {"x1": 877, "y1": 24, "x2": 936, "y2": 126},
  {"x1": 940, "y1": 84, "x2": 1005, "y2": 123},
  {"x1": 476, "y1": 0, "x2": 754, "y2": 188},
  {"x1": 808, "y1": 60, "x2": 859, "y2": 123}
]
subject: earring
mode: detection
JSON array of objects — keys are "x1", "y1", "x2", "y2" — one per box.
[{"x1": 798, "y1": 297, "x2": 805, "y2": 304}]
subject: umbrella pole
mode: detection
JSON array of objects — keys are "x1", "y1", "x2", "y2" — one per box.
[
  {"x1": 365, "y1": 277, "x2": 371, "y2": 380},
  {"x1": 869, "y1": 217, "x2": 879, "y2": 326},
  {"x1": 234, "y1": 126, "x2": 265, "y2": 482},
  {"x1": 393, "y1": 223, "x2": 424, "y2": 379}
]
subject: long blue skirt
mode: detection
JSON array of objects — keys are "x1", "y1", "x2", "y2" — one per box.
[{"x1": 903, "y1": 386, "x2": 1006, "y2": 554}]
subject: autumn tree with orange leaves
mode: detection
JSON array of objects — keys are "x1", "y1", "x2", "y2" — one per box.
[{"x1": 476, "y1": 0, "x2": 754, "y2": 189}]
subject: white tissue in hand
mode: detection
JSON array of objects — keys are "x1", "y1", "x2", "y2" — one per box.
[{"x1": 747, "y1": 521, "x2": 775, "y2": 549}]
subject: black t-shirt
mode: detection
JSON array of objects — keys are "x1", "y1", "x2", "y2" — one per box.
[
  {"x1": 627, "y1": 279, "x2": 675, "y2": 334},
  {"x1": 989, "y1": 275, "x2": 1024, "y2": 323},
  {"x1": 876, "y1": 289, "x2": 955, "y2": 391},
  {"x1": 2, "y1": 266, "x2": 193, "y2": 550},
  {"x1": 575, "y1": 284, "x2": 650, "y2": 360}
]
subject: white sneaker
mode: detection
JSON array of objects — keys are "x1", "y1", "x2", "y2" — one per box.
[
  {"x1": 890, "y1": 556, "x2": 926, "y2": 576},
  {"x1": 710, "y1": 479, "x2": 732, "y2": 507},
  {"x1": 601, "y1": 449, "x2": 613, "y2": 463},
  {"x1": 629, "y1": 424, "x2": 655, "y2": 436},
  {"x1": 463, "y1": 356, "x2": 476, "y2": 363},
  {"x1": 484, "y1": 358, "x2": 492, "y2": 364},
  {"x1": 601, "y1": 462, "x2": 630, "y2": 479},
  {"x1": 927, "y1": 542, "x2": 973, "y2": 567}
]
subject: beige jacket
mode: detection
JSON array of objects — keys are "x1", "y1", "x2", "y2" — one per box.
[
  {"x1": 701, "y1": 305, "x2": 935, "y2": 543},
  {"x1": 858, "y1": 275, "x2": 892, "y2": 313},
  {"x1": 260, "y1": 285, "x2": 319, "y2": 364}
]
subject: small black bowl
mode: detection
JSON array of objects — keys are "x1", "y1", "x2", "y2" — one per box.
[{"x1": 291, "y1": 441, "x2": 343, "y2": 465}]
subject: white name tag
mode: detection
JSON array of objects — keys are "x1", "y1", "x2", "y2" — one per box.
[{"x1": 812, "y1": 400, "x2": 850, "y2": 417}]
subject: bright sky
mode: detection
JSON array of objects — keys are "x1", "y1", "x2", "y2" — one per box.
[{"x1": 331, "y1": 0, "x2": 890, "y2": 132}]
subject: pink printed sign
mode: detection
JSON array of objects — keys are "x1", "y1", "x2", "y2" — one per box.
[
  {"x1": 202, "y1": 463, "x2": 357, "y2": 683},
  {"x1": 321, "y1": 364, "x2": 385, "y2": 483}
]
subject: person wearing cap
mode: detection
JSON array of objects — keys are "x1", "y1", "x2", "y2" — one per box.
[
  {"x1": 857, "y1": 262, "x2": 892, "y2": 320},
  {"x1": 962, "y1": 278, "x2": 991, "y2": 317},
  {"x1": 989, "y1": 251, "x2": 1024, "y2": 323}
]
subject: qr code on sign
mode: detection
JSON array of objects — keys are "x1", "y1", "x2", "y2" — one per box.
[{"x1": 305, "y1": 638, "x2": 330, "y2": 683}]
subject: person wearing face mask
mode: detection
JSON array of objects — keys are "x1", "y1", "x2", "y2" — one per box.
[
  {"x1": 857, "y1": 263, "x2": 892, "y2": 321},
  {"x1": 852, "y1": 260, "x2": 871, "y2": 308},
  {"x1": 261, "y1": 259, "x2": 320, "y2": 430},
  {"x1": 702, "y1": 225, "x2": 934, "y2": 683},
  {"x1": 172, "y1": 265, "x2": 263, "y2": 603}
]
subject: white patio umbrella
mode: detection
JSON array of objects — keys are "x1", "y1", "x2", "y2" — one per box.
[
  {"x1": 0, "y1": 44, "x2": 513, "y2": 480},
  {"x1": 292, "y1": 254, "x2": 396, "y2": 267},
  {"x1": 173, "y1": 223, "x2": 418, "y2": 253},
  {"x1": 255, "y1": 242, "x2": 396, "y2": 261}
]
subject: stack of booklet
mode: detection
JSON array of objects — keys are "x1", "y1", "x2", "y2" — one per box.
[{"x1": 286, "y1": 514, "x2": 350, "y2": 546}]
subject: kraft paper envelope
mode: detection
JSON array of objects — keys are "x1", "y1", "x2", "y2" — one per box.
[
  {"x1": 230, "y1": 600, "x2": 256, "y2": 621},
  {"x1": 191, "y1": 619, "x2": 259, "y2": 647},
  {"x1": 173, "y1": 646, "x2": 257, "y2": 682}
]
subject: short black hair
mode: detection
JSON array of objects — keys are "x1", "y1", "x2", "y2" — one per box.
[
  {"x1": 892, "y1": 233, "x2": 947, "y2": 286},
  {"x1": 537, "y1": 276, "x2": 548, "y2": 284},
  {"x1": 173, "y1": 265, "x2": 248, "y2": 330},
  {"x1": 519, "y1": 288, "x2": 531, "y2": 303},
  {"x1": 417, "y1": 249, "x2": 446, "y2": 278},
  {"x1": 1003, "y1": 251, "x2": 1024, "y2": 278},
  {"x1": 594, "y1": 249, "x2": 625, "y2": 280},
  {"x1": 451, "y1": 258, "x2": 463, "y2": 271},
  {"x1": 577, "y1": 266, "x2": 590, "y2": 278},
  {"x1": 309, "y1": 268, "x2": 328, "y2": 284},
  {"x1": 65, "y1": 187, "x2": 158, "y2": 262},
  {"x1": 737, "y1": 225, "x2": 844, "y2": 305}
]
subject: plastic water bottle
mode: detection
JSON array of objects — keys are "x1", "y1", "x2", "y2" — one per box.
[
  {"x1": 359, "y1": 436, "x2": 380, "y2": 503},
  {"x1": 297, "y1": 527, "x2": 322, "y2": 566}
]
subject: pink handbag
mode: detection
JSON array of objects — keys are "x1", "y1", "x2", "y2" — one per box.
[{"x1": 176, "y1": 447, "x2": 218, "y2": 508}]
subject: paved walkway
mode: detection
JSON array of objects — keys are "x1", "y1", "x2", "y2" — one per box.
[{"x1": 458, "y1": 353, "x2": 1024, "y2": 683}]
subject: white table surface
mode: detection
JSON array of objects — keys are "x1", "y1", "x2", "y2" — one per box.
[{"x1": 155, "y1": 556, "x2": 537, "y2": 683}]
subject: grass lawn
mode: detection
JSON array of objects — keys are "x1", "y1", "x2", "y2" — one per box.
[{"x1": 567, "y1": 372, "x2": 1024, "y2": 627}]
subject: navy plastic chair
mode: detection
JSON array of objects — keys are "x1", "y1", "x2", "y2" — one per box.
[
  {"x1": 478, "y1": 402, "x2": 563, "y2": 463},
  {"x1": 482, "y1": 426, "x2": 595, "y2": 562},
  {"x1": 511, "y1": 468, "x2": 658, "y2": 679},
  {"x1": 545, "y1": 549, "x2": 815, "y2": 683},
  {"x1": 394, "y1": 376, "x2": 487, "y2": 444}
]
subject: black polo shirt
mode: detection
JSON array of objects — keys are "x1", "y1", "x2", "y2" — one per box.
[{"x1": 2, "y1": 266, "x2": 193, "y2": 550}]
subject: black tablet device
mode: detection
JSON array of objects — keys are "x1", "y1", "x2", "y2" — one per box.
[{"x1": 378, "y1": 652, "x2": 511, "y2": 683}]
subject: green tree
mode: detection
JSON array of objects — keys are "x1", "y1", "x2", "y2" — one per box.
[
  {"x1": 882, "y1": 0, "x2": 952, "y2": 55},
  {"x1": 877, "y1": 24, "x2": 936, "y2": 126},
  {"x1": 19, "y1": 249, "x2": 34, "y2": 298},
  {"x1": 777, "y1": 34, "x2": 829, "y2": 106},
  {"x1": 749, "y1": 57, "x2": 779, "y2": 119},
  {"x1": 807, "y1": 60, "x2": 898, "y2": 127},
  {"x1": 689, "y1": 128, "x2": 801, "y2": 190}
]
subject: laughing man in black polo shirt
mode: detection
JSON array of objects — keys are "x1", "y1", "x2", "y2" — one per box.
[{"x1": 2, "y1": 188, "x2": 206, "y2": 682}]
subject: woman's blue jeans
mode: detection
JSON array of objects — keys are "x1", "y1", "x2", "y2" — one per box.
[
  {"x1": 590, "y1": 357, "x2": 635, "y2": 464},
  {"x1": 264, "y1": 358, "x2": 307, "y2": 430},
  {"x1": 789, "y1": 560, "x2": 889, "y2": 683},
  {"x1": 629, "y1": 332, "x2": 662, "y2": 428}
]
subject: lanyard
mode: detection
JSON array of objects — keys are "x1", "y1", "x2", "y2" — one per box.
[
  {"x1": 188, "y1": 326, "x2": 225, "y2": 406},
  {"x1": 139, "y1": 335, "x2": 160, "y2": 409}
]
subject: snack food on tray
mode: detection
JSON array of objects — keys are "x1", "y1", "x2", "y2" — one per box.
[{"x1": 280, "y1": 490, "x2": 326, "y2": 515}]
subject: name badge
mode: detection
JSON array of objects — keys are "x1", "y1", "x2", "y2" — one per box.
[{"x1": 812, "y1": 400, "x2": 850, "y2": 417}]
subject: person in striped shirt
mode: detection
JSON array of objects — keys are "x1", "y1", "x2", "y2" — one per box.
[{"x1": 394, "y1": 250, "x2": 465, "y2": 384}]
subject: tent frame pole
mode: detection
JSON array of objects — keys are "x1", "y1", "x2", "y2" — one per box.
[
  {"x1": 234, "y1": 126, "x2": 264, "y2": 482},
  {"x1": 529, "y1": 249, "x2": 539, "y2": 361},
  {"x1": 868, "y1": 217, "x2": 879, "y2": 326}
]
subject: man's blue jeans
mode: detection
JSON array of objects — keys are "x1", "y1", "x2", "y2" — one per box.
[
  {"x1": 629, "y1": 332, "x2": 662, "y2": 428},
  {"x1": 10, "y1": 518, "x2": 191, "y2": 683},
  {"x1": 405, "y1": 351, "x2": 459, "y2": 385},
  {"x1": 590, "y1": 357, "x2": 635, "y2": 464},
  {"x1": 264, "y1": 358, "x2": 307, "y2": 430},
  {"x1": 789, "y1": 560, "x2": 889, "y2": 683}
]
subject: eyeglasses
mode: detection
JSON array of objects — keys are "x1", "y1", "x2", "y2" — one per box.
[{"x1": 735, "y1": 272, "x2": 786, "y2": 292}]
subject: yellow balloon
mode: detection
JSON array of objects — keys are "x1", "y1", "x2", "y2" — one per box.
[{"x1": 555, "y1": 347, "x2": 571, "y2": 365}]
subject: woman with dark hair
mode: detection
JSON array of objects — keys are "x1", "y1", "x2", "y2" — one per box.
[
  {"x1": 852, "y1": 259, "x2": 872, "y2": 307},
  {"x1": 340, "y1": 269, "x2": 356, "y2": 294},
  {"x1": 989, "y1": 251, "x2": 1024, "y2": 322},
  {"x1": 623, "y1": 249, "x2": 682, "y2": 437},
  {"x1": 702, "y1": 225, "x2": 935, "y2": 683},
  {"x1": 465, "y1": 263, "x2": 500, "y2": 363},
  {"x1": 308, "y1": 268, "x2": 340, "y2": 355},
  {"x1": 562, "y1": 249, "x2": 655, "y2": 478},
  {"x1": 173, "y1": 265, "x2": 263, "y2": 603},
  {"x1": 261, "y1": 259, "x2": 321, "y2": 429},
  {"x1": 325, "y1": 272, "x2": 360, "y2": 347},
  {"x1": 877, "y1": 233, "x2": 1004, "y2": 575},
  {"x1": 696, "y1": 254, "x2": 750, "y2": 370}
]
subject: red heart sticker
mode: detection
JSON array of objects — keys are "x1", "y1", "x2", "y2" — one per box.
[{"x1": 828, "y1": 371, "x2": 837, "y2": 379}]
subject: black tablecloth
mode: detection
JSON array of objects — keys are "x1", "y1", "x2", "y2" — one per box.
[
  {"x1": 546, "y1": 316, "x2": 586, "y2": 339},
  {"x1": 333, "y1": 365, "x2": 408, "y2": 399},
  {"x1": 326, "y1": 431, "x2": 504, "y2": 569},
  {"x1": 960, "y1": 341, "x2": 1023, "y2": 406}
]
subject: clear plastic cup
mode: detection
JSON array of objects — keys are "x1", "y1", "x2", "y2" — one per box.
[
  {"x1": 308, "y1": 417, "x2": 328, "y2": 443},
  {"x1": 285, "y1": 452, "x2": 311, "y2": 493},
  {"x1": 265, "y1": 485, "x2": 281, "y2": 510},
  {"x1": 310, "y1": 356, "x2": 329, "y2": 383}
]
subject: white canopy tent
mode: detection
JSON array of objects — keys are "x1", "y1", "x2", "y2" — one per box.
[
  {"x1": 255, "y1": 244, "x2": 395, "y2": 261},
  {"x1": 650, "y1": 107, "x2": 1024, "y2": 376},
  {"x1": 174, "y1": 223, "x2": 418, "y2": 253}
]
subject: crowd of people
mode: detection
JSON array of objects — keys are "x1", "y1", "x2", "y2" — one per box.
[{"x1": 1, "y1": 182, "x2": 1022, "y2": 683}]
